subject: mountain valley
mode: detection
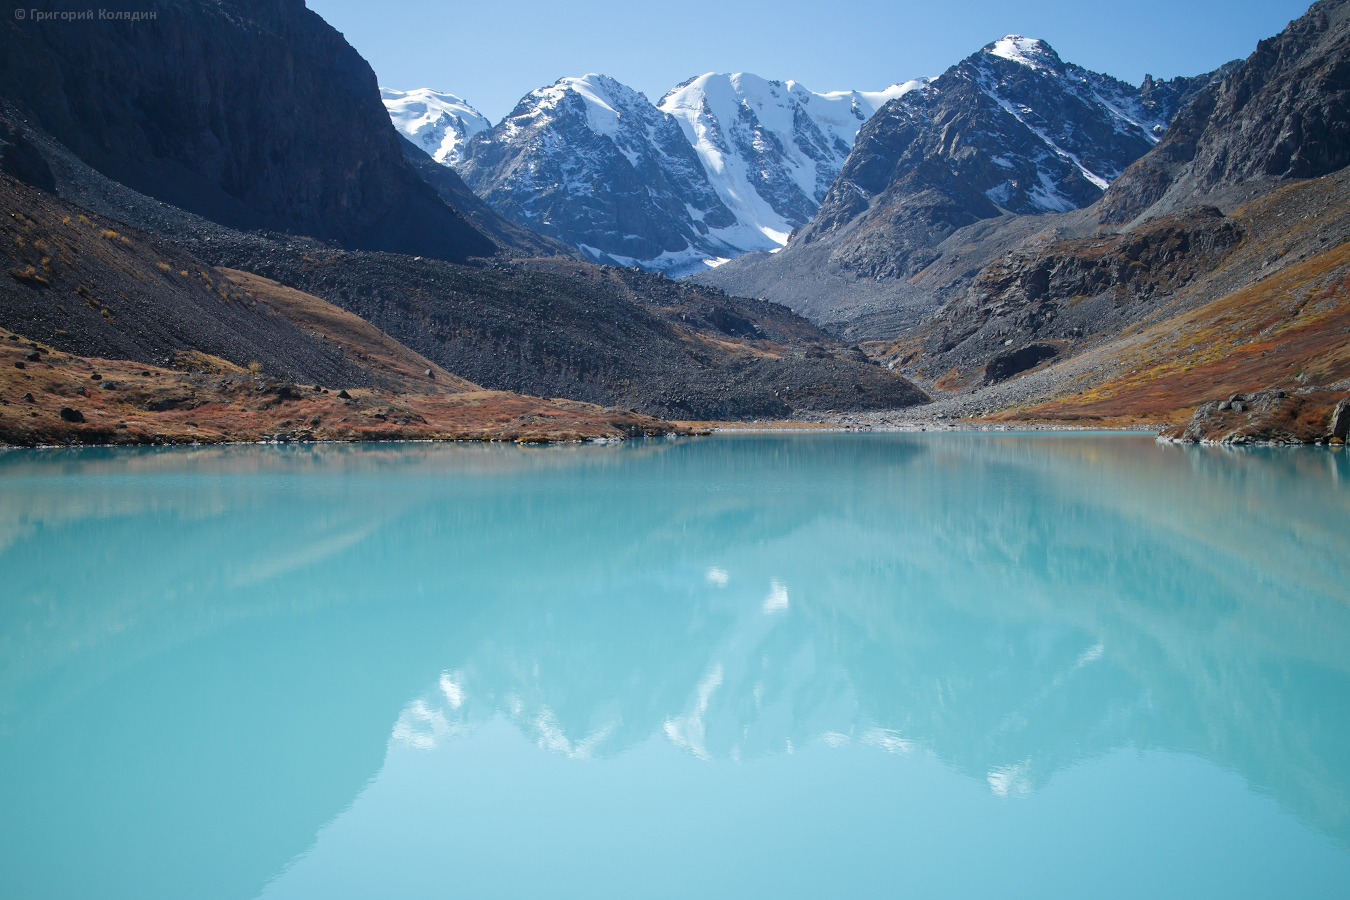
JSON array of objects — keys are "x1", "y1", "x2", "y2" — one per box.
[
  {"x1": 1, "y1": 0, "x2": 1348, "y2": 444},
  {"x1": 0, "y1": 2, "x2": 924, "y2": 444}
]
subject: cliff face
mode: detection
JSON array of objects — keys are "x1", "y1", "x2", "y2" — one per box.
[
  {"x1": 1101, "y1": 0, "x2": 1350, "y2": 224},
  {"x1": 0, "y1": 0, "x2": 494, "y2": 261}
]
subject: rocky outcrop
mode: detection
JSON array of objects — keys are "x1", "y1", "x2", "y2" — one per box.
[
  {"x1": 1159, "y1": 388, "x2": 1350, "y2": 444},
  {"x1": 1331, "y1": 396, "x2": 1350, "y2": 439},
  {"x1": 919, "y1": 206, "x2": 1245, "y2": 376},
  {"x1": 1100, "y1": 0, "x2": 1350, "y2": 224},
  {"x1": 983, "y1": 343, "x2": 1059, "y2": 384},
  {"x1": 0, "y1": 0, "x2": 494, "y2": 261},
  {"x1": 0, "y1": 119, "x2": 53, "y2": 192}
]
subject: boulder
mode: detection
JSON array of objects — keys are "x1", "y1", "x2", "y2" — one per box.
[{"x1": 1330, "y1": 397, "x2": 1350, "y2": 441}]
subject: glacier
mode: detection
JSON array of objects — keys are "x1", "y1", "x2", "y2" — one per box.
[{"x1": 658, "y1": 73, "x2": 925, "y2": 254}]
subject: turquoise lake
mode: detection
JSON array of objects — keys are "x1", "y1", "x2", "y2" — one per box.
[{"x1": 1, "y1": 433, "x2": 1348, "y2": 899}]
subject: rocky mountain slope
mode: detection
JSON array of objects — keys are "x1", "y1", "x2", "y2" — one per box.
[
  {"x1": 1099, "y1": 0, "x2": 1350, "y2": 225},
  {"x1": 799, "y1": 1, "x2": 1350, "y2": 434},
  {"x1": 0, "y1": 0, "x2": 493, "y2": 262},
  {"x1": 397, "y1": 136, "x2": 577, "y2": 259},
  {"x1": 694, "y1": 37, "x2": 1228, "y2": 331},
  {"x1": 0, "y1": 324, "x2": 686, "y2": 447},
  {"x1": 434, "y1": 72, "x2": 911, "y2": 274},
  {"x1": 0, "y1": 172, "x2": 686, "y2": 445},
  {"x1": 901, "y1": 1, "x2": 1350, "y2": 391},
  {"x1": 0, "y1": 170, "x2": 366, "y2": 387},
  {"x1": 208, "y1": 249, "x2": 928, "y2": 420}
]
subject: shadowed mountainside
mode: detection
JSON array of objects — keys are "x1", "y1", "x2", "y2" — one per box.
[
  {"x1": 0, "y1": 0, "x2": 494, "y2": 262},
  {"x1": 0, "y1": 174, "x2": 691, "y2": 445}
]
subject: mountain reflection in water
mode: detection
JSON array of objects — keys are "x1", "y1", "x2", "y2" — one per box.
[{"x1": 1, "y1": 435, "x2": 1347, "y2": 899}]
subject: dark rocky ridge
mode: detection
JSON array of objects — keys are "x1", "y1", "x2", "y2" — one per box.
[
  {"x1": 0, "y1": 0, "x2": 494, "y2": 262},
  {"x1": 204, "y1": 248, "x2": 929, "y2": 420},
  {"x1": 1101, "y1": 0, "x2": 1350, "y2": 225}
]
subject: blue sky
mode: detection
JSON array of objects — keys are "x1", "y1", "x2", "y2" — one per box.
[{"x1": 306, "y1": 0, "x2": 1312, "y2": 122}]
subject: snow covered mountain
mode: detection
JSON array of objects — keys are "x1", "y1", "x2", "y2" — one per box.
[
  {"x1": 397, "y1": 73, "x2": 914, "y2": 274},
  {"x1": 392, "y1": 40, "x2": 1217, "y2": 276},
  {"x1": 455, "y1": 74, "x2": 742, "y2": 272},
  {"x1": 793, "y1": 35, "x2": 1226, "y2": 277},
  {"x1": 692, "y1": 36, "x2": 1230, "y2": 334},
  {"x1": 657, "y1": 73, "x2": 922, "y2": 252},
  {"x1": 961, "y1": 35, "x2": 1183, "y2": 209},
  {"x1": 381, "y1": 87, "x2": 491, "y2": 165}
]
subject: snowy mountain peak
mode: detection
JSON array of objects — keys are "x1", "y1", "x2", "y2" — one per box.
[
  {"x1": 800, "y1": 35, "x2": 1225, "y2": 276},
  {"x1": 658, "y1": 73, "x2": 926, "y2": 251},
  {"x1": 381, "y1": 87, "x2": 491, "y2": 166},
  {"x1": 985, "y1": 35, "x2": 1062, "y2": 72},
  {"x1": 450, "y1": 69, "x2": 917, "y2": 274},
  {"x1": 458, "y1": 72, "x2": 744, "y2": 274},
  {"x1": 522, "y1": 74, "x2": 652, "y2": 139}
]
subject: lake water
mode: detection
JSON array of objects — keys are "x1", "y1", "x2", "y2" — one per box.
[{"x1": 1, "y1": 434, "x2": 1348, "y2": 899}]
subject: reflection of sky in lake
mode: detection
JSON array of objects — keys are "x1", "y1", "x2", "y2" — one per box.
[{"x1": 1, "y1": 435, "x2": 1348, "y2": 899}]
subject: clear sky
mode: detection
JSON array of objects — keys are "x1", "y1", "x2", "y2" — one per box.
[{"x1": 305, "y1": 0, "x2": 1313, "y2": 123}]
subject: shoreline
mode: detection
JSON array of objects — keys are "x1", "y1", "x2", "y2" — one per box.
[{"x1": 0, "y1": 420, "x2": 1171, "y2": 451}]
